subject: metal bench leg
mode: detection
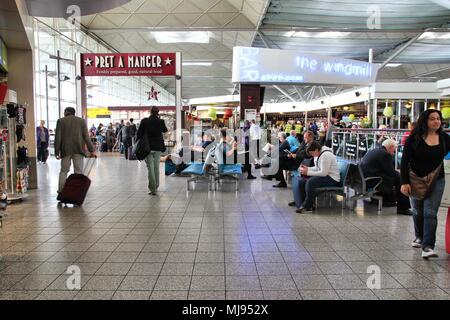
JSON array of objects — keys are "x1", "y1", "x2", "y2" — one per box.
[{"x1": 378, "y1": 197, "x2": 383, "y2": 213}]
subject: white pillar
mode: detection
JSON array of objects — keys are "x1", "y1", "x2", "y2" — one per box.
[
  {"x1": 372, "y1": 98, "x2": 378, "y2": 128},
  {"x1": 176, "y1": 52, "x2": 182, "y2": 146}
]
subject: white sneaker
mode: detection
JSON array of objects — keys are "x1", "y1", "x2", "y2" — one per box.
[
  {"x1": 411, "y1": 238, "x2": 422, "y2": 248},
  {"x1": 421, "y1": 248, "x2": 438, "y2": 259}
]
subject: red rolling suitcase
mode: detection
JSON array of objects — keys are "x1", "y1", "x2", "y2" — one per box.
[{"x1": 57, "y1": 157, "x2": 96, "y2": 206}]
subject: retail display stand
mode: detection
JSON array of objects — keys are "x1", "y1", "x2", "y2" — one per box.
[{"x1": 0, "y1": 103, "x2": 29, "y2": 203}]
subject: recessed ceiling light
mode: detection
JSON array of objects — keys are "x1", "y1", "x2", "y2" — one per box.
[
  {"x1": 293, "y1": 31, "x2": 311, "y2": 38},
  {"x1": 153, "y1": 31, "x2": 210, "y2": 44},
  {"x1": 182, "y1": 62, "x2": 212, "y2": 66},
  {"x1": 314, "y1": 32, "x2": 350, "y2": 38},
  {"x1": 284, "y1": 31, "x2": 296, "y2": 37}
]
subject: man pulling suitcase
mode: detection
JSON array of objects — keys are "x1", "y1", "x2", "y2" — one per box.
[{"x1": 55, "y1": 107, "x2": 96, "y2": 205}]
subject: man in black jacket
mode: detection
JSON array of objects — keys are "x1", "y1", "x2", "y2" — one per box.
[
  {"x1": 136, "y1": 107, "x2": 168, "y2": 195},
  {"x1": 359, "y1": 139, "x2": 411, "y2": 214}
]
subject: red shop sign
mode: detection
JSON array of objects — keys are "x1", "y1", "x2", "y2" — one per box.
[{"x1": 81, "y1": 53, "x2": 176, "y2": 77}]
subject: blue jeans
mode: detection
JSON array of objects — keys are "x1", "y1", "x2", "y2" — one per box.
[
  {"x1": 410, "y1": 178, "x2": 445, "y2": 250},
  {"x1": 292, "y1": 174, "x2": 340, "y2": 209}
]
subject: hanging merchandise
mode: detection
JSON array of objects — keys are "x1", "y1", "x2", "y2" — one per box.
[
  {"x1": 16, "y1": 124, "x2": 25, "y2": 142},
  {"x1": 16, "y1": 167, "x2": 29, "y2": 193},
  {"x1": 442, "y1": 107, "x2": 450, "y2": 120},
  {"x1": 6, "y1": 102, "x2": 17, "y2": 118},
  {"x1": 348, "y1": 114, "x2": 356, "y2": 122},
  {"x1": 0, "y1": 107, "x2": 7, "y2": 128},
  {"x1": 383, "y1": 106, "x2": 394, "y2": 118},
  {"x1": 17, "y1": 146, "x2": 29, "y2": 168},
  {"x1": 16, "y1": 104, "x2": 26, "y2": 125}
]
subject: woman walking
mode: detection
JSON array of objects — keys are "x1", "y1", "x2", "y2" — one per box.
[
  {"x1": 400, "y1": 109, "x2": 450, "y2": 258},
  {"x1": 136, "y1": 106, "x2": 168, "y2": 195}
]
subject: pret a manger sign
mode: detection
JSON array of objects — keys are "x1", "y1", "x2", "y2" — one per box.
[
  {"x1": 232, "y1": 47, "x2": 379, "y2": 86},
  {"x1": 81, "y1": 53, "x2": 176, "y2": 77}
]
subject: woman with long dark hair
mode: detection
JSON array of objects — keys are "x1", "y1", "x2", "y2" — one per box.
[{"x1": 400, "y1": 109, "x2": 450, "y2": 258}]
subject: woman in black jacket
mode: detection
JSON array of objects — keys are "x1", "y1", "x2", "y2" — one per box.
[
  {"x1": 400, "y1": 109, "x2": 450, "y2": 259},
  {"x1": 136, "y1": 106, "x2": 168, "y2": 195}
]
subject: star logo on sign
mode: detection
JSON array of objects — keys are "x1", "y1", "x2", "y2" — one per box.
[
  {"x1": 84, "y1": 58, "x2": 93, "y2": 66},
  {"x1": 164, "y1": 57, "x2": 173, "y2": 66}
]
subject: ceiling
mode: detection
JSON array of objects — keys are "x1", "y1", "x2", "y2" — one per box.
[
  {"x1": 0, "y1": 0, "x2": 32, "y2": 50},
  {"x1": 33, "y1": 0, "x2": 450, "y2": 102}
]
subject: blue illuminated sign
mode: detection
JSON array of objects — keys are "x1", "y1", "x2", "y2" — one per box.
[{"x1": 232, "y1": 47, "x2": 379, "y2": 86}]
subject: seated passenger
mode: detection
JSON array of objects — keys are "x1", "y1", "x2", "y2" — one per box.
[
  {"x1": 359, "y1": 138, "x2": 411, "y2": 214},
  {"x1": 271, "y1": 132, "x2": 293, "y2": 188},
  {"x1": 214, "y1": 128, "x2": 237, "y2": 165},
  {"x1": 286, "y1": 130, "x2": 300, "y2": 151},
  {"x1": 189, "y1": 132, "x2": 214, "y2": 162},
  {"x1": 287, "y1": 130, "x2": 315, "y2": 170},
  {"x1": 291, "y1": 141, "x2": 341, "y2": 213}
]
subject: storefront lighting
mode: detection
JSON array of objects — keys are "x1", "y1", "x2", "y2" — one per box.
[{"x1": 153, "y1": 32, "x2": 210, "y2": 44}]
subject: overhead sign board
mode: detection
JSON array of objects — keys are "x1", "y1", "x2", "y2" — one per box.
[
  {"x1": 87, "y1": 107, "x2": 111, "y2": 118},
  {"x1": 81, "y1": 53, "x2": 176, "y2": 77},
  {"x1": 232, "y1": 47, "x2": 379, "y2": 86}
]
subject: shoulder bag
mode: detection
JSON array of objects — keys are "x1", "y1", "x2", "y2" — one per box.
[
  {"x1": 132, "y1": 122, "x2": 151, "y2": 161},
  {"x1": 409, "y1": 164, "x2": 442, "y2": 200}
]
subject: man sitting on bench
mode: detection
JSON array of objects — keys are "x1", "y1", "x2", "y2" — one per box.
[
  {"x1": 359, "y1": 138, "x2": 411, "y2": 215},
  {"x1": 292, "y1": 141, "x2": 341, "y2": 213}
]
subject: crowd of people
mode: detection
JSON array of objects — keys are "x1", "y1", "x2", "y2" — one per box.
[
  {"x1": 44, "y1": 106, "x2": 449, "y2": 259},
  {"x1": 89, "y1": 119, "x2": 139, "y2": 159}
]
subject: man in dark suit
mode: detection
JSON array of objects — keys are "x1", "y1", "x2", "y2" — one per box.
[{"x1": 359, "y1": 138, "x2": 411, "y2": 215}]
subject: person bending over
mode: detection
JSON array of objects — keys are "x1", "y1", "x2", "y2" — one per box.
[{"x1": 292, "y1": 141, "x2": 340, "y2": 213}]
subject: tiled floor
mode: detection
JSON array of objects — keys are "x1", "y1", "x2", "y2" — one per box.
[{"x1": 0, "y1": 153, "x2": 449, "y2": 300}]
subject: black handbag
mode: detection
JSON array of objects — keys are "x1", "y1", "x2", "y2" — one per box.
[{"x1": 132, "y1": 130, "x2": 151, "y2": 161}]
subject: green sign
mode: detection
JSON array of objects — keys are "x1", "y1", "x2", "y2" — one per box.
[{"x1": 0, "y1": 37, "x2": 7, "y2": 72}]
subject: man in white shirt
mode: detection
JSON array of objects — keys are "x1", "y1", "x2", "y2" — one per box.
[
  {"x1": 249, "y1": 119, "x2": 261, "y2": 160},
  {"x1": 292, "y1": 141, "x2": 341, "y2": 213}
]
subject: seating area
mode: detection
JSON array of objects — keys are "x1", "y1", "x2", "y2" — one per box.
[
  {"x1": 288, "y1": 159, "x2": 384, "y2": 213},
  {"x1": 314, "y1": 160, "x2": 351, "y2": 210},
  {"x1": 181, "y1": 145, "x2": 244, "y2": 191}
]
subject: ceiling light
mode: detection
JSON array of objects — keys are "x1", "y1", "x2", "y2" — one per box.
[
  {"x1": 182, "y1": 62, "x2": 212, "y2": 66},
  {"x1": 284, "y1": 31, "x2": 296, "y2": 37},
  {"x1": 153, "y1": 31, "x2": 210, "y2": 44},
  {"x1": 293, "y1": 31, "x2": 311, "y2": 38},
  {"x1": 437, "y1": 33, "x2": 450, "y2": 39},
  {"x1": 419, "y1": 32, "x2": 436, "y2": 40},
  {"x1": 314, "y1": 32, "x2": 350, "y2": 38},
  {"x1": 386, "y1": 63, "x2": 402, "y2": 67}
]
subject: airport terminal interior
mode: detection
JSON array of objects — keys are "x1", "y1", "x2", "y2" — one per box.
[{"x1": 1, "y1": 0, "x2": 450, "y2": 301}]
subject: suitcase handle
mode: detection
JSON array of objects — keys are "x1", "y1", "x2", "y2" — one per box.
[{"x1": 83, "y1": 156, "x2": 97, "y2": 177}]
